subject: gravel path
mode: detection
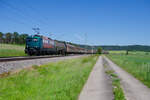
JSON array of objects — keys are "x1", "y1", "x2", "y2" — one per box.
[
  {"x1": 103, "y1": 56, "x2": 150, "y2": 100},
  {"x1": 78, "y1": 56, "x2": 113, "y2": 100},
  {"x1": 0, "y1": 55, "x2": 86, "y2": 74}
]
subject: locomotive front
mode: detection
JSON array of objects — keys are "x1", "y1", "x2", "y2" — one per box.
[{"x1": 25, "y1": 35, "x2": 42, "y2": 55}]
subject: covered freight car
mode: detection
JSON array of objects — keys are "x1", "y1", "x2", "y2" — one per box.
[
  {"x1": 54, "y1": 40, "x2": 67, "y2": 55},
  {"x1": 65, "y1": 43, "x2": 87, "y2": 54},
  {"x1": 65, "y1": 43, "x2": 78, "y2": 54},
  {"x1": 42, "y1": 36, "x2": 56, "y2": 54}
]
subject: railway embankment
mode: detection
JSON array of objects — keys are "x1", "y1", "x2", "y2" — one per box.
[{"x1": 0, "y1": 55, "x2": 87, "y2": 75}]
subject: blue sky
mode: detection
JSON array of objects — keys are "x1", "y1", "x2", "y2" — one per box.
[{"x1": 0, "y1": 0, "x2": 150, "y2": 45}]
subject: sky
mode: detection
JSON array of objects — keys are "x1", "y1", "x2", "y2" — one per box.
[{"x1": 0, "y1": 0, "x2": 150, "y2": 45}]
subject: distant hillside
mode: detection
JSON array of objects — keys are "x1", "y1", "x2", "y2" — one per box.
[
  {"x1": 100, "y1": 45, "x2": 150, "y2": 52},
  {"x1": 66, "y1": 43, "x2": 150, "y2": 52}
]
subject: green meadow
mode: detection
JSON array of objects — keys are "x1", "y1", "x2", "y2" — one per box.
[
  {"x1": 0, "y1": 44, "x2": 26, "y2": 57},
  {"x1": 109, "y1": 50, "x2": 149, "y2": 55}
]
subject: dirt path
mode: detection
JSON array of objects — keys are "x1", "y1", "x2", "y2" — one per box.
[
  {"x1": 78, "y1": 56, "x2": 113, "y2": 100},
  {"x1": 103, "y1": 56, "x2": 150, "y2": 100}
]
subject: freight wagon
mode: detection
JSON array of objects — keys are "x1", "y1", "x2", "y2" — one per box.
[{"x1": 55, "y1": 40, "x2": 66, "y2": 55}]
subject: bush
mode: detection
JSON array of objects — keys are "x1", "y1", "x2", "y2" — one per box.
[{"x1": 97, "y1": 47, "x2": 102, "y2": 54}]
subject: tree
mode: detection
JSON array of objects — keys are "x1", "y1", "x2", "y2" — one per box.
[
  {"x1": 126, "y1": 50, "x2": 129, "y2": 55},
  {"x1": 97, "y1": 47, "x2": 102, "y2": 54},
  {"x1": 5, "y1": 32, "x2": 12, "y2": 44},
  {"x1": 12, "y1": 32, "x2": 19, "y2": 44},
  {"x1": 18, "y1": 34, "x2": 28, "y2": 44},
  {"x1": 0, "y1": 32, "x2": 4, "y2": 43}
]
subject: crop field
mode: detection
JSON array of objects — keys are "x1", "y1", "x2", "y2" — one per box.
[
  {"x1": 0, "y1": 55, "x2": 98, "y2": 100},
  {"x1": 0, "y1": 44, "x2": 26, "y2": 57},
  {"x1": 109, "y1": 50, "x2": 126, "y2": 54},
  {"x1": 109, "y1": 50, "x2": 149, "y2": 55},
  {"x1": 107, "y1": 53, "x2": 150, "y2": 87}
]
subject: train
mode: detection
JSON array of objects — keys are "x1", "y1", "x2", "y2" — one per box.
[{"x1": 25, "y1": 35, "x2": 97, "y2": 56}]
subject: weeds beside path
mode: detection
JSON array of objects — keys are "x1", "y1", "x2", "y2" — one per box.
[{"x1": 104, "y1": 63, "x2": 125, "y2": 100}]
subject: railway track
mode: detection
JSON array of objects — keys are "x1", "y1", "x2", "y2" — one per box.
[{"x1": 0, "y1": 55, "x2": 65, "y2": 62}]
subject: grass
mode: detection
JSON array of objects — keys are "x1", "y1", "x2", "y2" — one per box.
[
  {"x1": 0, "y1": 55, "x2": 98, "y2": 100},
  {"x1": 109, "y1": 50, "x2": 126, "y2": 54},
  {"x1": 109, "y1": 50, "x2": 149, "y2": 55},
  {"x1": 0, "y1": 44, "x2": 26, "y2": 57},
  {"x1": 104, "y1": 65, "x2": 125, "y2": 100},
  {"x1": 107, "y1": 54, "x2": 150, "y2": 88}
]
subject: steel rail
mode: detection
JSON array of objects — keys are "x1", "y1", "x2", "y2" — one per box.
[{"x1": 0, "y1": 55, "x2": 65, "y2": 62}]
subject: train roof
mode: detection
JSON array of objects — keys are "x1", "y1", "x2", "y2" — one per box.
[{"x1": 27, "y1": 35, "x2": 53, "y2": 40}]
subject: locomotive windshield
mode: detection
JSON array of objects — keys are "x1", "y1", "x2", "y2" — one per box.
[
  {"x1": 26, "y1": 38, "x2": 38, "y2": 42},
  {"x1": 27, "y1": 39, "x2": 32, "y2": 42},
  {"x1": 25, "y1": 36, "x2": 41, "y2": 49}
]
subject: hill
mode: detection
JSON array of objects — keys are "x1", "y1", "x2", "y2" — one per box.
[{"x1": 73, "y1": 44, "x2": 150, "y2": 52}]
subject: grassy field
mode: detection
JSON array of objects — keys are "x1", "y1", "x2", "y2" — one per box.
[
  {"x1": 107, "y1": 54, "x2": 150, "y2": 88},
  {"x1": 0, "y1": 55, "x2": 98, "y2": 100},
  {"x1": 0, "y1": 44, "x2": 26, "y2": 57},
  {"x1": 109, "y1": 50, "x2": 149, "y2": 55},
  {"x1": 109, "y1": 50, "x2": 126, "y2": 54}
]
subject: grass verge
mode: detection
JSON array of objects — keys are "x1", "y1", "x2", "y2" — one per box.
[
  {"x1": 104, "y1": 65, "x2": 125, "y2": 100},
  {"x1": 107, "y1": 54, "x2": 150, "y2": 88},
  {"x1": 0, "y1": 44, "x2": 26, "y2": 57},
  {"x1": 0, "y1": 55, "x2": 98, "y2": 100}
]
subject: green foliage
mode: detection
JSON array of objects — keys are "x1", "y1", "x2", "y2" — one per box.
[
  {"x1": 78, "y1": 45, "x2": 150, "y2": 52},
  {"x1": 0, "y1": 32, "x2": 28, "y2": 44},
  {"x1": 101, "y1": 45, "x2": 150, "y2": 52},
  {"x1": 0, "y1": 55, "x2": 98, "y2": 100},
  {"x1": 97, "y1": 47, "x2": 102, "y2": 54}
]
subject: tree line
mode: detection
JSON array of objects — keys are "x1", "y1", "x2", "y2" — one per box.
[
  {"x1": 0, "y1": 32, "x2": 28, "y2": 44},
  {"x1": 100, "y1": 45, "x2": 150, "y2": 52},
  {"x1": 77, "y1": 44, "x2": 150, "y2": 52}
]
